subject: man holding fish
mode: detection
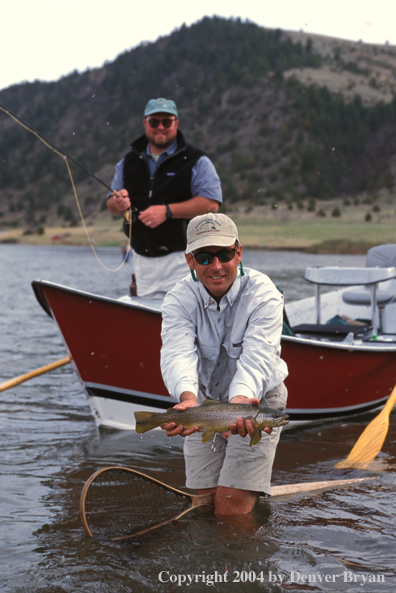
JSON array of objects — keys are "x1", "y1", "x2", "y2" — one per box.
[{"x1": 159, "y1": 213, "x2": 288, "y2": 515}]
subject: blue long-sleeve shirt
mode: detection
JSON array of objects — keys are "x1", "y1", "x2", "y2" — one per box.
[{"x1": 109, "y1": 138, "x2": 222, "y2": 203}]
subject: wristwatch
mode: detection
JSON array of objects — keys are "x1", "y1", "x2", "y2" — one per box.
[{"x1": 165, "y1": 204, "x2": 173, "y2": 219}]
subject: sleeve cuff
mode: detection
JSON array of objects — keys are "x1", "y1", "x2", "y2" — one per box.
[
  {"x1": 174, "y1": 380, "x2": 198, "y2": 402},
  {"x1": 228, "y1": 383, "x2": 256, "y2": 401}
]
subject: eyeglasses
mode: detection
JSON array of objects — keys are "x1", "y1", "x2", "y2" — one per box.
[
  {"x1": 145, "y1": 117, "x2": 177, "y2": 129},
  {"x1": 191, "y1": 244, "x2": 238, "y2": 266}
]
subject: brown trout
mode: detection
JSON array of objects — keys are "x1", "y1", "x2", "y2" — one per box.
[{"x1": 134, "y1": 400, "x2": 289, "y2": 446}]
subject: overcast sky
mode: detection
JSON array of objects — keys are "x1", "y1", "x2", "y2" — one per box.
[{"x1": 1, "y1": 0, "x2": 395, "y2": 92}]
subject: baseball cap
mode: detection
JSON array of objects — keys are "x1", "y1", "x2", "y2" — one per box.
[
  {"x1": 186, "y1": 213, "x2": 239, "y2": 253},
  {"x1": 144, "y1": 98, "x2": 178, "y2": 118}
]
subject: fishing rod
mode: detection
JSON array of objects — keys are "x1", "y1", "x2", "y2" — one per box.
[
  {"x1": 0, "y1": 103, "x2": 136, "y2": 271},
  {"x1": 0, "y1": 103, "x2": 137, "y2": 207}
]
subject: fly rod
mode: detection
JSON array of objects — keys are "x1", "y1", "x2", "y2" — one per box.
[
  {"x1": 0, "y1": 103, "x2": 136, "y2": 270},
  {"x1": 0, "y1": 103, "x2": 116, "y2": 194}
]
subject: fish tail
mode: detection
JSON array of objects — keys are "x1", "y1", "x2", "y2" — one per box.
[{"x1": 134, "y1": 411, "x2": 158, "y2": 433}]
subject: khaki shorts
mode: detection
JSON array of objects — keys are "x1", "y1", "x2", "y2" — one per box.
[{"x1": 183, "y1": 383, "x2": 288, "y2": 495}]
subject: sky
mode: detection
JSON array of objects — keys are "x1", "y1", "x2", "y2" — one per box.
[{"x1": 1, "y1": 0, "x2": 396, "y2": 92}]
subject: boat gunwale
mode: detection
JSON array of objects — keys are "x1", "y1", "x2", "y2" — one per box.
[
  {"x1": 31, "y1": 279, "x2": 163, "y2": 315},
  {"x1": 281, "y1": 333, "x2": 396, "y2": 352},
  {"x1": 32, "y1": 280, "x2": 396, "y2": 352}
]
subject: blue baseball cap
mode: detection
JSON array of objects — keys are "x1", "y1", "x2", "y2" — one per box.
[{"x1": 144, "y1": 98, "x2": 178, "y2": 118}]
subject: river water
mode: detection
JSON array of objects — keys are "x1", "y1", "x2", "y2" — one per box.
[{"x1": 1, "y1": 244, "x2": 395, "y2": 593}]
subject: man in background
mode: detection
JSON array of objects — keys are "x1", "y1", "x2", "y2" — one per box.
[{"x1": 107, "y1": 98, "x2": 222, "y2": 299}]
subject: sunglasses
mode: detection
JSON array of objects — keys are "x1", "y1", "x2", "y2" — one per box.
[
  {"x1": 191, "y1": 244, "x2": 238, "y2": 266},
  {"x1": 145, "y1": 117, "x2": 176, "y2": 129}
]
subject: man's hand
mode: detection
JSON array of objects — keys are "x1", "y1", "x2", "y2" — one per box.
[
  {"x1": 160, "y1": 392, "x2": 201, "y2": 438},
  {"x1": 108, "y1": 189, "x2": 131, "y2": 216},
  {"x1": 227, "y1": 396, "x2": 273, "y2": 439},
  {"x1": 138, "y1": 205, "x2": 167, "y2": 229}
]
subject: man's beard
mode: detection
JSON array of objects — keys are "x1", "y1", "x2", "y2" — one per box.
[
  {"x1": 150, "y1": 137, "x2": 174, "y2": 150},
  {"x1": 146, "y1": 131, "x2": 177, "y2": 151}
]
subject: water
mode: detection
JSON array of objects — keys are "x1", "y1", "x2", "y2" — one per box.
[{"x1": 1, "y1": 244, "x2": 395, "y2": 592}]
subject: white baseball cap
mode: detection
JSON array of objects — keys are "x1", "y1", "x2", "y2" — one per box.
[{"x1": 186, "y1": 213, "x2": 239, "y2": 253}]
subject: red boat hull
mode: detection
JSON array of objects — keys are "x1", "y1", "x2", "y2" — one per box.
[{"x1": 32, "y1": 281, "x2": 396, "y2": 426}]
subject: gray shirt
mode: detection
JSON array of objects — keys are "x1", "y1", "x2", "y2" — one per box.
[{"x1": 160, "y1": 268, "x2": 288, "y2": 403}]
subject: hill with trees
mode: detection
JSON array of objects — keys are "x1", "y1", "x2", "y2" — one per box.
[{"x1": 0, "y1": 16, "x2": 395, "y2": 236}]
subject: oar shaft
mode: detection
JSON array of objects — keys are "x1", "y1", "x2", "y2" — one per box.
[
  {"x1": 270, "y1": 477, "x2": 374, "y2": 497},
  {"x1": 383, "y1": 385, "x2": 396, "y2": 414},
  {"x1": 0, "y1": 355, "x2": 72, "y2": 392}
]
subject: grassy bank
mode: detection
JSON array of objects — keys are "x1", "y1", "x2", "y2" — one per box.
[
  {"x1": 235, "y1": 220, "x2": 395, "y2": 252},
  {"x1": 0, "y1": 197, "x2": 394, "y2": 254}
]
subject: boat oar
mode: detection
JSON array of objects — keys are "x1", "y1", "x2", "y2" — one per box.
[
  {"x1": 0, "y1": 355, "x2": 72, "y2": 392},
  {"x1": 270, "y1": 476, "x2": 375, "y2": 497},
  {"x1": 335, "y1": 384, "x2": 396, "y2": 469}
]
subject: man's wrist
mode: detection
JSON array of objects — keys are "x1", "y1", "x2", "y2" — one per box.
[
  {"x1": 229, "y1": 395, "x2": 255, "y2": 404},
  {"x1": 180, "y1": 391, "x2": 197, "y2": 404},
  {"x1": 230, "y1": 395, "x2": 247, "y2": 403}
]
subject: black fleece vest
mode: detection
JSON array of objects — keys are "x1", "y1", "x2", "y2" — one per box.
[{"x1": 123, "y1": 131, "x2": 206, "y2": 257}]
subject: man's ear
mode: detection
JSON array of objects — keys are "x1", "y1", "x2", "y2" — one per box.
[
  {"x1": 185, "y1": 252, "x2": 195, "y2": 270},
  {"x1": 236, "y1": 244, "x2": 243, "y2": 265}
]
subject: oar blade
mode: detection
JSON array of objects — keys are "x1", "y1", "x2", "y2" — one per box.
[
  {"x1": 335, "y1": 413, "x2": 389, "y2": 469},
  {"x1": 335, "y1": 385, "x2": 396, "y2": 469}
]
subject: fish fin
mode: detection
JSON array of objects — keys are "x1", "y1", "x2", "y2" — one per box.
[
  {"x1": 167, "y1": 407, "x2": 176, "y2": 412},
  {"x1": 249, "y1": 425, "x2": 262, "y2": 446},
  {"x1": 134, "y1": 411, "x2": 157, "y2": 433},
  {"x1": 201, "y1": 430, "x2": 217, "y2": 443},
  {"x1": 200, "y1": 399, "x2": 223, "y2": 406}
]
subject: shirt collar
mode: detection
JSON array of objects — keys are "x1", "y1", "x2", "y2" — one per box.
[
  {"x1": 146, "y1": 137, "x2": 178, "y2": 159},
  {"x1": 197, "y1": 274, "x2": 242, "y2": 309}
]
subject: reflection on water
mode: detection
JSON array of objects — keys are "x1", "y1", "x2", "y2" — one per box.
[{"x1": 0, "y1": 245, "x2": 395, "y2": 592}]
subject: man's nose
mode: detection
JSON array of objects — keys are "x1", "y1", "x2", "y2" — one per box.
[{"x1": 210, "y1": 256, "x2": 222, "y2": 270}]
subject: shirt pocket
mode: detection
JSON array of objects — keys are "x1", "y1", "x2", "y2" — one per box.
[
  {"x1": 222, "y1": 340, "x2": 243, "y2": 379},
  {"x1": 197, "y1": 339, "x2": 216, "y2": 359},
  {"x1": 223, "y1": 340, "x2": 243, "y2": 359},
  {"x1": 197, "y1": 340, "x2": 216, "y2": 381}
]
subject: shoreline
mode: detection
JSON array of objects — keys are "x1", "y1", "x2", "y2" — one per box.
[
  {"x1": 0, "y1": 234, "x2": 379, "y2": 255},
  {"x1": 1, "y1": 200, "x2": 393, "y2": 255}
]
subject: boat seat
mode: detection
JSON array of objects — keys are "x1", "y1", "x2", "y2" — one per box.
[
  {"x1": 291, "y1": 323, "x2": 371, "y2": 336},
  {"x1": 342, "y1": 288, "x2": 396, "y2": 306},
  {"x1": 366, "y1": 244, "x2": 396, "y2": 268},
  {"x1": 341, "y1": 244, "x2": 396, "y2": 307}
]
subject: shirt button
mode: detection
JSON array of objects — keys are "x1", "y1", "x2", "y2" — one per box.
[
  {"x1": 217, "y1": 362, "x2": 220, "y2": 366},
  {"x1": 218, "y1": 318, "x2": 221, "y2": 323},
  {"x1": 215, "y1": 382, "x2": 219, "y2": 387}
]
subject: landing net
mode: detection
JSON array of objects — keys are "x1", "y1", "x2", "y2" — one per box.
[{"x1": 81, "y1": 467, "x2": 193, "y2": 540}]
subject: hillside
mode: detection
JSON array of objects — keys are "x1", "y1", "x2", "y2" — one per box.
[{"x1": 0, "y1": 16, "x2": 395, "y2": 244}]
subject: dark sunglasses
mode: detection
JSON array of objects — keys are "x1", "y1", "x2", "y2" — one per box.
[
  {"x1": 145, "y1": 117, "x2": 176, "y2": 129},
  {"x1": 191, "y1": 244, "x2": 238, "y2": 266}
]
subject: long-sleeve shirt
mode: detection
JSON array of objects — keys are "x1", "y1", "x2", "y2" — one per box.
[
  {"x1": 108, "y1": 137, "x2": 222, "y2": 204},
  {"x1": 160, "y1": 268, "x2": 288, "y2": 403}
]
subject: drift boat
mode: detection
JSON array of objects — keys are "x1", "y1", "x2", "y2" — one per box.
[{"x1": 32, "y1": 244, "x2": 396, "y2": 429}]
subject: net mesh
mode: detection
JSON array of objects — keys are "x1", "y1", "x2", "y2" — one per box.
[{"x1": 82, "y1": 468, "x2": 192, "y2": 539}]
